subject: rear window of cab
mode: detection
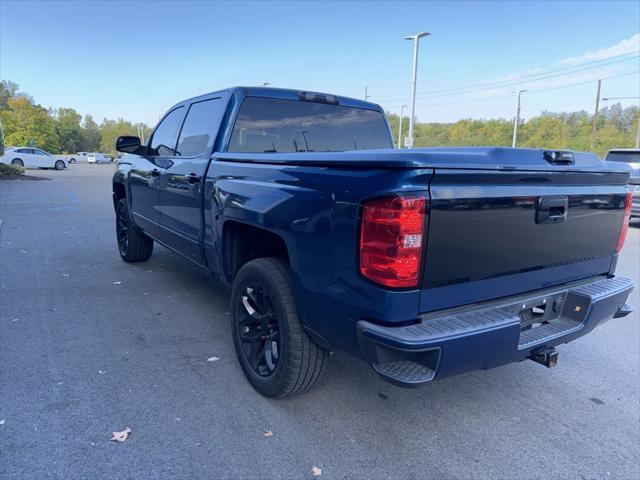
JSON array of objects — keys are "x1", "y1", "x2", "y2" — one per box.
[{"x1": 228, "y1": 97, "x2": 392, "y2": 153}]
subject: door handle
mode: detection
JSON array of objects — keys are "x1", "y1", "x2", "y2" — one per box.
[
  {"x1": 185, "y1": 173, "x2": 201, "y2": 184},
  {"x1": 536, "y1": 196, "x2": 568, "y2": 224},
  {"x1": 150, "y1": 169, "x2": 160, "y2": 177}
]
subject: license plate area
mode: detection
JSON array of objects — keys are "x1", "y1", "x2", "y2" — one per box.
[
  {"x1": 505, "y1": 292, "x2": 568, "y2": 332},
  {"x1": 502, "y1": 290, "x2": 589, "y2": 350}
]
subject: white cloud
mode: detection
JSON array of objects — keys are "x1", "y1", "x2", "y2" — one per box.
[{"x1": 556, "y1": 33, "x2": 640, "y2": 66}]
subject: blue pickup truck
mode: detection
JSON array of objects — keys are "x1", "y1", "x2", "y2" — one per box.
[{"x1": 113, "y1": 87, "x2": 634, "y2": 397}]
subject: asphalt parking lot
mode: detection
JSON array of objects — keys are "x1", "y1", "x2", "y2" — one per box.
[{"x1": 1, "y1": 164, "x2": 639, "y2": 479}]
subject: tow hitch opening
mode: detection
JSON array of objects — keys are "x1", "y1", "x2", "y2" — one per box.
[{"x1": 529, "y1": 347, "x2": 558, "y2": 368}]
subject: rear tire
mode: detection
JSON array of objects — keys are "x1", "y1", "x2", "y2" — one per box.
[
  {"x1": 116, "y1": 198, "x2": 153, "y2": 262},
  {"x1": 231, "y1": 257, "x2": 330, "y2": 397},
  {"x1": 11, "y1": 158, "x2": 23, "y2": 167},
  {"x1": 54, "y1": 160, "x2": 65, "y2": 170}
]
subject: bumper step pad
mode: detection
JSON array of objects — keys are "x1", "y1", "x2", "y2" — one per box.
[{"x1": 372, "y1": 360, "x2": 435, "y2": 386}]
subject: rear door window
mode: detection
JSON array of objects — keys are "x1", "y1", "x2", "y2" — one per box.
[
  {"x1": 228, "y1": 97, "x2": 392, "y2": 153},
  {"x1": 176, "y1": 97, "x2": 226, "y2": 157},
  {"x1": 150, "y1": 107, "x2": 185, "y2": 156}
]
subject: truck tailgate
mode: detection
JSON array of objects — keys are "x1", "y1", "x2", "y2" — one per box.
[{"x1": 420, "y1": 168, "x2": 629, "y2": 313}]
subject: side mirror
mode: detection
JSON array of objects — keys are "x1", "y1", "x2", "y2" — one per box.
[{"x1": 116, "y1": 136, "x2": 143, "y2": 154}]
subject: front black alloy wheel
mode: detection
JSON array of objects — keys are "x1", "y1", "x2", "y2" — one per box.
[
  {"x1": 116, "y1": 201, "x2": 129, "y2": 257},
  {"x1": 231, "y1": 257, "x2": 329, "y2": 397},
  {"x1": 115, "y1": 198, "x2": 153, "y2": 262}
]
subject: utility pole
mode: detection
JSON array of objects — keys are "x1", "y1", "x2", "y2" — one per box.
[
  {"x1": 511, "y1": 89, "x2": 527, "y2": 148},
  {"x1": 398, "y1": 105, "x2": 407, "y2": 149},
  {"x1": 404, "y1": 32, "x2": 430, "y2": 149},
  {"x1": 590, "y1": 79, "x2": 602, "y2": 152},
  {"x1": 364, "y1": 86, "x2": 369, "y2": 101}
]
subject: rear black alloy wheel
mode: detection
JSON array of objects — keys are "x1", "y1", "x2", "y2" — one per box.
[
  {"x1": 11, "y1": 158, "x2": 23, "y2": 167},
  {"x1": 237, "y1": 284, "x2": 281, "y2": 376},
  {"x1": 231, "y1": 257, "x2": 329, "y2": 397}
]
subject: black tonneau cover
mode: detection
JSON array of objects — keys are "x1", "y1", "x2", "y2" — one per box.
[{"x1": 215, "y1": 147, "x2": 632, "y2": 176}]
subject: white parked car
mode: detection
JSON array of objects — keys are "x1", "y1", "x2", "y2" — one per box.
[
  {"x1": 67, "y1": 152, "x2": 89, "y2": 164},
  {"x1": 0, "y1": 147, "x2": 67, "y2": 170},
  {"x1": 87, "y1": 153, "x2": 112, "y2": 164}
]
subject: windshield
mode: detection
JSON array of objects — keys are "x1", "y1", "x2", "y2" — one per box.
[
  {"x1": 228, "y1": 97, "x2": 392, "y2": 153},
  {"x1": 605, "y1": 151, "x2": 640, "y2": 164}
]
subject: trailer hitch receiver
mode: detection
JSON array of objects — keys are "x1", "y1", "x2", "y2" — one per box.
[{"x1": 529, "y1": 347, "x2": 558, "y2": 368}]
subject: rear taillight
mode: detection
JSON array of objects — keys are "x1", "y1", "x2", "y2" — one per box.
[
  {"x1": 616, "y1": 191, "x2": 633, "y2": 253},
  {"x1": 359, "y1": 195, "x2": 427, "y2": 288}
]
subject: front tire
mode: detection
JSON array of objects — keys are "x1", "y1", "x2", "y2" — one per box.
[
  {"x1": 54, "y1": 160, "x2": 65, "y2": 170},
  {"x1": 11, "y1": 158, "x2": 24, "y2": 167},
  {"x1": 116, "y1": 198, "x2": 153, "y2": 262},
  {"x1": 231, "y1": 257, "x2": 329, "y2": 397}
]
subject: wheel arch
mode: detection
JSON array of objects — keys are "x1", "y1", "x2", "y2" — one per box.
[
  {"x1": 112, "y1": 181, "x2": 127, "y2": 210},
  {"x1": 221, "y1": 220, "x2": 291, "y2": 283}
]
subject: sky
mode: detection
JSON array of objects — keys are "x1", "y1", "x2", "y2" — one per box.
[{"x1": 1, "y1": 0, "x2": 639, "y2": 127}]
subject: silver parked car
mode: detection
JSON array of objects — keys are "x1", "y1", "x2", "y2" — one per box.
[{"x1": 605, "y1": 149, "x2": 640, "y2": 218}]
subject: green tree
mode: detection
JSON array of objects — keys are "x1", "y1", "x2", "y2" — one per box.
[
  {"x1": 0, "y1": 80, "x2": 21, "y2": 109},
  {"x1": 0, "y1": 96, "x2": 59, "y2": 152},
  {"x1": 80, "y1": 114, "x2": 101, "y2": 151},
  {"x1": 55, "y1": 108, "x2": 83, "y2": 153}
]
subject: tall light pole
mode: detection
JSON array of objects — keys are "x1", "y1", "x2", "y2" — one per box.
[
  {"x1": 511, "y1": 89, "x2": 527, "y2": 148},
  {"x1": 398, "y1": 105, "x2": 408, "y2": 149},
  {"x1": 404, "y1": 31, "x2": 430, "y2": 149},
  {"x1": 603, "y1": 96, "x2": 640, "y2": 148}
]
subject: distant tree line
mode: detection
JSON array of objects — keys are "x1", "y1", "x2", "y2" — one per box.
[
  {"x1": 0, "y1": 80, "x2": 151, "y2": 156},
  {"x1": 387, "y1": 103, "x2": 639, "y2": 157},
  {"x1": 1, "y1": 79, "x2": 637, "y2": 158}
]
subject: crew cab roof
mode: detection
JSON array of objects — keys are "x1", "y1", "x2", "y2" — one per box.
[{"x1": 169, "y1": 86, "x2": 384, "y2": 113}]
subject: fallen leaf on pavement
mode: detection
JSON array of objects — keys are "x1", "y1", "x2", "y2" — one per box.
[
  {"x1": 311, "y1": 466, "x2": 322, "y2": 476},
  {"x1": 98, "y1": 370, "x2": 106, "y2": 375},
  {"x1": 113, "y1": 281, "x2": 122, "y2": 285},
  {"x1": 110, "y1": 427, "x2": 131, "y2": 442},
  {"x1": 207, "y1": 356, "x2": 220, "y2": 362},
  {"x1": 263, "y1": 430, "x2": 273, "y2": 438},
  {"x1": 0, "y1": 419, "x2": 5, "y2": 425}
]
